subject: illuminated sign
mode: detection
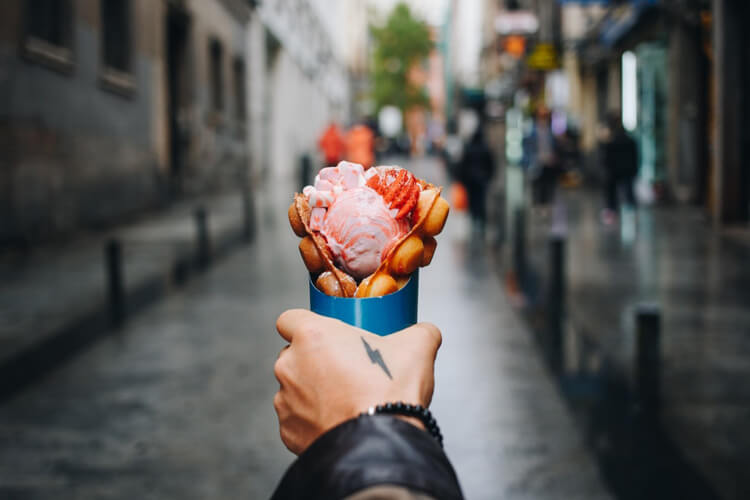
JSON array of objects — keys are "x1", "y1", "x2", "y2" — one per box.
[
  {"x1": 495, "y1": 11, "x2": 539, "y2": 35},
  {"x1": 526, "y1": 43, "x2": 559, "y2": 70},
  {"x1": 503, "y1": 35, "x2": 527, "y2": 58}
]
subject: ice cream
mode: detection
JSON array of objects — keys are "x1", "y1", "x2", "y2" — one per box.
[
  {"x1": 302, "y1": 162, "x2": 410, "y2": 279},
  {"x1": 322, "y1": 188, "x2": 409, "y2": 279},
  {"x1": 289, "y1": 160, "x2": 450, "y2": 298}
]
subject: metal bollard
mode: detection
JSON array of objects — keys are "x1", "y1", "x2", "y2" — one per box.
[
  {"x1": 299, "y1": 154, "x2": 312, "y2": 190},
  {"x1": 194, "y1": 207, "x2": 210, "y2": 269},
  {"x1": 105, "y1": 238, "x2": 125, "y2": 326},
  {"x1": 512, "y1": 207, "x2": 526, "y2": 288},
  {"x1": 547, "y1": 235, "x2": 565, "y2": 374},
  {"x1": 635, "y1": 304, "x2": 661, "y2": 417}
]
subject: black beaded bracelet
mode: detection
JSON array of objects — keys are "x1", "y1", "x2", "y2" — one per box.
[{"x1": 363, "y1": 402, "x2": 443, "y2": 448}]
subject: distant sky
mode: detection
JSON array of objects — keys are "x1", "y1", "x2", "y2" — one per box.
[{"x1": 368, "y1": 0, "x2": 449, "y2": 26}]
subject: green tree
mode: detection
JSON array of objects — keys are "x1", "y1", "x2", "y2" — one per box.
[{"x1": 370, "y1": 3, "x2": 433, "y2": 113}]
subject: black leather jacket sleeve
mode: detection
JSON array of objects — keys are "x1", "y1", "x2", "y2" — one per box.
[{"x1": 271, "y1": 415, "x2": 464, "y2": 500}]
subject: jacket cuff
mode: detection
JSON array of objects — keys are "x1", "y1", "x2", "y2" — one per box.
[{"x1": 271, "y1": 414, "x2": 463, "y2": 500}]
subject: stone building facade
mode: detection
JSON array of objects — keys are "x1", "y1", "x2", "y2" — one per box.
[
  {"x1": 254, "y1": 0, "x2": 351, "y2": 180},
  {"x1": 0, "y1": 0, "x2": 251, "y2": 245}
]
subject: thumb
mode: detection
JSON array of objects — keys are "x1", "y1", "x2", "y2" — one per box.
[{"x1": 388, "y1": 322, "x2": 442, "y2": 361}]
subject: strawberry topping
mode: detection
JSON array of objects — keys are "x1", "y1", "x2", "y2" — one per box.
[{"x1": 366, "y1": 168, "x2": 420, "y2": 220}]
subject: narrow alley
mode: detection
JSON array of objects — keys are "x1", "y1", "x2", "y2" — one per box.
[{"x1": 0, "y1": 158, "x2": 610, "y2": 499}]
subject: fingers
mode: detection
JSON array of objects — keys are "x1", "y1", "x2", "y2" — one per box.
[
  {"x1": 273, "y1": 391, "x2": 284, "y2": 416},
  {"x1": 276, "y1": 309, "x2": 317, "y2": 342},
  {"x1": 389, "y1": 322, "x2": 442, "y2": 359},
  {"x1": 277, "y1": 344, "x2": 289, "y2": 359},
  {"x1": 277, "y1": 308, "x2": 361, "y2": 344},
  {"x1": 416, "y1": 322, "x2": 443, "y2": 351}
]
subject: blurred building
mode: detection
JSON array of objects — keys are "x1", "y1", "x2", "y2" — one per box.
[
  {"x1": 340, "y1": 0, "x2": 371, "y2": 119},
  {"x1": 256, "y1": 0, "x2": 351, "y2": 178},
  {"x1": 562, "y1": 0, "x2": 750, "y2": 224},
  {"x1": 0, "y1": 0, "x2": 254, "y2": 245},
  {"x1": 481, "y1": 0, "x2": 749, "y2": 225}
]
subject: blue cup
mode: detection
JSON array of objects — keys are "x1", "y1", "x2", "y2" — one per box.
[{"x1": 309, "y1": 270, "x2": 419, "y2": 336}]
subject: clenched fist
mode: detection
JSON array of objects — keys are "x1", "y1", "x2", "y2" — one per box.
[{"x1": 273, "y1": 309, "x2": 442, "y2": 455}]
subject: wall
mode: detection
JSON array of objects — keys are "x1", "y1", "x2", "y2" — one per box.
[
  {"x1": 667, "y1": 19, "x2": 703, "y2": 203},
  {"x1": 0, "y1": 0, "x2": 252, "y2": 244},
  {"x1": 712, "y1": 0, "x2": 748, "y2": 223},
  {"x1": 0, "y1": 0, "x2": 165, "y2": 243},
  {"x1": 580, "y1": 69, "x2": 599, "y2": 154},
  {"x1": 258, "y1": 0, "x2": 351, "y2": 180},
  {"x1": 267, "y1": 47, "x2": 338, "y2": 180},
  {"x1": 246, "y1": 13, "x2": 267, "y2": 180},
  {"x1": 180, "y1": 0, "x2": 249, "y2": 194},
  {"x1": 606, "y1": 58, "x2": 621, "y2": 114}
]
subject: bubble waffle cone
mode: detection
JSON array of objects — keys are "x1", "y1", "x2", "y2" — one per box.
[{"x1": 288, "y1": 163, "x2": 450, "y2": 298}]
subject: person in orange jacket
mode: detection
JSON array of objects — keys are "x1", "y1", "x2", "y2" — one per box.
[
  {"x1": 318, "y1": 122, "x2": 347, "y2": 167},
  {"x1": 345, "y1": 123, "x2": 375, "y2": 169}
]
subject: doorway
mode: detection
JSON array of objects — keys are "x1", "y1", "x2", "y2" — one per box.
[{"x1": 166, "y1": 4, "x2": 190, "y2": 197}]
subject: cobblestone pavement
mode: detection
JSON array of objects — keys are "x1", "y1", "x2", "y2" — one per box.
[
  {"x1": 527, "y1": 189, "x2": 750, "y2": 500},
  {"x1": 0, "y1": 158, "x2": 611, "y2": 499}
]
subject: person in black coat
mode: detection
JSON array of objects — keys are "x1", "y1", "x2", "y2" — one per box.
[
  {"x1": 458, "y1": 128, "x2": 495, "y2": 235},
  {"x1": 600, "y1": 113, "x2": 638, "y2": 223},
  {"x1": 271, "y1": 310, "x2": 464, "y2": 500}
]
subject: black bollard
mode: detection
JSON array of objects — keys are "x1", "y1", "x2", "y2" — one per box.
[
  {"x1": 299, "y1": 154, "x2": 312, "y2": 190},
  {"x1": 512, "y1": 207, "x2": 526, "y2": 289},
  {"x1": 547, "y1": 235, "x2": 565, "y2": 374},
  {"x1": 105, "y1": 239, "x2": 125, "y2": 326},
  {"x1": 194, "y1": 207, "x2": 210, "y2": 269},
  {"x1": 635, "y1": 304, "x2": 661, "y2": 417}
]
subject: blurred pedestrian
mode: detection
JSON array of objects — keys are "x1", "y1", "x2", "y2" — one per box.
[
  {"x1": 441, "y1": 118, "x2": 463, "y2": 181},
  {"x1": 529, "y1": 107, "x2": 561, "y2": 207},
  {"x1": 557, "y1": 126, "x2": 582, "y2": 189},
  {"x1": 458, "y1": 127, "x2": 495, "y2": 235},
  {"x1": 600, "y1": 112, "x2": 638, "y2": 225},
  {"x1": 318, "y1": 121, "x2": 346, "y2": 167},
  {"x1": 346, "y1": 123, "x2": 375, "y2": 169},
  {"x1": 272, "y1": 309, "x2": 464, "y2": 499}
]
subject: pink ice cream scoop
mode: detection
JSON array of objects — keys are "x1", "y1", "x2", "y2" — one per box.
[{"x1": 320, "y1": 187, "x2": 409, "y2": 279}]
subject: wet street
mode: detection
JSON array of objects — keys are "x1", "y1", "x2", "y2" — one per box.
[
  {"x1": 525, "y1": 189, "x2": 750, "y2": 500},
  {"x1": 0, "y1": 158, "x2": 609, "y2": 499}
]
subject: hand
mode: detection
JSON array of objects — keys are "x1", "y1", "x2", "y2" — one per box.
[{"x1": 273, "y1": 309, "x2": 442, "y2": 455}]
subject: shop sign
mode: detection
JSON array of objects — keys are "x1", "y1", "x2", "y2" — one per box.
[
  {"x1": 526, "y1": 43, "x2": 559, "y2": 70},
  {"x1": 495, "y1": 11, "x2": 539, "y2": 35},
  {"x1": 503, "y1": 35, "x2": 527, "y2": 59}
]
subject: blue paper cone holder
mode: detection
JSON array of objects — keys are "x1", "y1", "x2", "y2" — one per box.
[{"x1": 309, "y1": 270, "x2": 419, "y2": 336}]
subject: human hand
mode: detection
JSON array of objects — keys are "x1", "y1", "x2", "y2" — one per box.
[{"x1": 273, "y1": 309, "x2": 442, "y2": 455}]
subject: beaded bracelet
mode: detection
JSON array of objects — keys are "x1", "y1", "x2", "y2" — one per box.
[{"x1": 363, "y1": 401, "x2": 443, "y2": 448}]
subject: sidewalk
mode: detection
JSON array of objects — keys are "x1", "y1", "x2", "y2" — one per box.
[
  {"x1": 0, "y1": 190, "x2": 254, "y2": 398},
  {"x1": 525, "y1": 189, "x2": 750, "y2": 500}
]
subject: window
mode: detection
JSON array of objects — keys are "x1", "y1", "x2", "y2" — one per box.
[
  {"x1": 101, "y1": 0, "x2": 132, "y2": 73},
  {"x1": 209, "y1": 39, "x2": 224, "y2": 111},
  {"x1": 24, "y1": 0, "x2": 74, "y2": 71},
  {"x1": 233, "y1": 57, "x2": 246, "y2": 121},
  {"x1": 27, "y1": 0, "x2": 72, "y2": 47}
]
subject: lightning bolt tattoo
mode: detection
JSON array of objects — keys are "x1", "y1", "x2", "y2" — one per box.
[{"x1": 361, "y1": 337, "x2": 392, "y2": 379}]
